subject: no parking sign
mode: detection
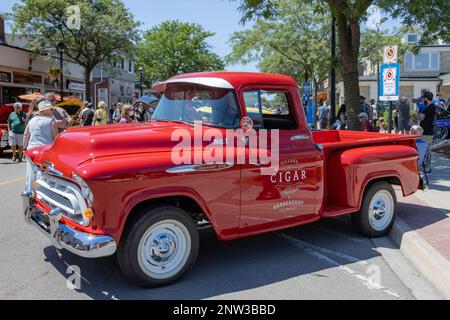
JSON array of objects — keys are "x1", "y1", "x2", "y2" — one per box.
[{"x1": 379, "y1": 63, "x2": 400, "y2": 101}]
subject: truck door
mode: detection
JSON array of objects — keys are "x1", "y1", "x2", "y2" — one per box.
[{"x1": 239, "y1": 87, "x2": 323, "y2": 235}]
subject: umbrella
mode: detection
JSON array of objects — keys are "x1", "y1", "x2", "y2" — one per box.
[
  {"x1": 137, "y1": 95, "x2": 159, "y2": 105},
  {"x1": 19, "y1": 93, "x2": 80, "y2": 102},
  {"x1": 18, "y1": 92, "x2": 42, "y2": 101}
]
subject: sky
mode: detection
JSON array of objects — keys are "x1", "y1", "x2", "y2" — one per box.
[
  {"x1": 0, "y1": 1, "x2": 401, "y2": 73},
  {"x1": 0, "y1": 0, "x2": 258, "y2": 71}
]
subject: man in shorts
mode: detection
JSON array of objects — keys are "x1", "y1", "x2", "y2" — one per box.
[{"x1": 7, "y1": 102, "x2": 27, "y2": 162}]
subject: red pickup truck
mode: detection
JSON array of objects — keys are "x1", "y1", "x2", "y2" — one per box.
[{"x1": 22, "y1": 72, "x2": 420, "y2": 287}]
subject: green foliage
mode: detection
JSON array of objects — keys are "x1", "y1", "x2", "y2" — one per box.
[
  {"x1": 383, "y1": 0, "x2": 450, "y2": 44},
  {"x1": 359, "y1": 27, "x2": 412, "y2": 70},
  {"x1": 136, "y1": 20, "x2": 224, "y2": 85},
  {"x1": 226, "y1": 0, "x2": 331, "y2": 85},
  {"x1": 11, "y1": 0, "x2": 140, "y2": 98}
]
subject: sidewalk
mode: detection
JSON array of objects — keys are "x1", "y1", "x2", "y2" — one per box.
[{"x1": 391, "y1": 150, "x2": 450, "y2": 299}]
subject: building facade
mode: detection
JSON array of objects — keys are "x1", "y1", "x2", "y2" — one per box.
[
  {"x1": 0, "y1": 17, "x2": 86, "y2": 104},
  {"x1": 92, "y1": 59, "x2": 135, "y2": 106}
]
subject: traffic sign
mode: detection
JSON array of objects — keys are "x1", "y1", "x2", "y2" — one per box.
[
  {"x1": 383, "y1": 45, "x2": 398, "y2": 64},
  {"x1": 379, "y1": 63, "x2": 400, "y2": 101},
  {"x1": 302, "y1": 82, "x2": 312, "y2": 95}
]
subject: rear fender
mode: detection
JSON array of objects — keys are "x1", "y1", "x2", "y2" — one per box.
[{"x1": 328, "y1": 145, "x2": 419, "y2": 209}]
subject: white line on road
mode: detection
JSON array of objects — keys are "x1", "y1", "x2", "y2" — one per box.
[{"x1": 279, "y1": 233, "x2": 401, "y2": 298}]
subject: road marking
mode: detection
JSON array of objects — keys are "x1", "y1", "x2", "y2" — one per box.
[
  {"x1": 279, "y1": 233, "x2": 401, "y2": 298},
  {"x1": 0, "y1": 177, "x2": 25, "y2": 187}
]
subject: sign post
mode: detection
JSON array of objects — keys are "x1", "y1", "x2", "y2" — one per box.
[{"x1": 379, "y1": 63, "x2": 400, "y2": 133}]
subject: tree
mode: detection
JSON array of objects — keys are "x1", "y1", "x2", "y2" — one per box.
[
  {"x1": 226, "y1": 0, "x2": 331, "y2": 95},
  {"x1": 11, "y1": 0, "x2": 140, "y2": 100},
  {"x1": 136, "y1": 20, "x2": 224, "y2": 85},
  {"x1": 233, "y1": 0, "x2": 450, "y2": 130}
]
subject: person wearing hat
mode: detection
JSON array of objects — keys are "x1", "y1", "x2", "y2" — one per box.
[
  {"x1": 357, "y1": 112, "x2": 377, "y2": 132},
  {"x1": 397, "y1": 96, "x2": 411, "y2": 134},
  {"x1": 23, "y1": 101, "x2": 59, "y2": 193}
]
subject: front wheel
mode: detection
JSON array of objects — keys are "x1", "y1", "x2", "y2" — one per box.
[
  {"x1": 352, "y1": 181, "x2": 396, "y2": 237},
  {"x1": 117, "y1": 206, "x2": 199, "y2": 287}
]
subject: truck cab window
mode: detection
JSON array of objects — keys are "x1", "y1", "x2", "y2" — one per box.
[
  {"x1": 153, "y1": 83, "x2": 240, "y2": 128},
  {"x1": 243, "y1": 90, "x2": 297, "y2": 130}
]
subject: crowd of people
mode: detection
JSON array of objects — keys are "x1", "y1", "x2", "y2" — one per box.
[
  {"x1": 78, "y1": 101, "x2": 154, "y2": 126},
  {"x1": 322, "y1": 91, "x2": 445, "y2": 144}
]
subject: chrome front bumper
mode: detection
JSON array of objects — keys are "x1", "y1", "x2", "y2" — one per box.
[{"x1": 22, "y1": 191, "x2": 117, "y2": 258}]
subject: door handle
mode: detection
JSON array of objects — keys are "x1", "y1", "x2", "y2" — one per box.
[{"x1": 290, "y1": 135, "x2": 310, "y2": 141}]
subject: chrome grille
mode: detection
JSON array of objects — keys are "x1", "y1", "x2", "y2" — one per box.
[{"x1": 35, "y1": 171, "x2": 87, "y2": 225}]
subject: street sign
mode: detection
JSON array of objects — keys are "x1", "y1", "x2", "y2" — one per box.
[
  {"x1": 379, "y1": 63, "x2": 400, "y2": 101},
  {"x1": 302, "y1": 82, "x2": 312, "y2": 95},
  {"x1": 383, "y1": 45, "x2": 398, "y2": 64}
]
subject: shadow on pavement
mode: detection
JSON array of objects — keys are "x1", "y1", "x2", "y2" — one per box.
[{"x1": 41, "y1": 215, "x2": 396, "y2": 300}]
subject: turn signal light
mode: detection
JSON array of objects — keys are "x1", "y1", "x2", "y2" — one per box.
[{"x1": 84, "y1": 208, "x2": 93, "y2": 220}]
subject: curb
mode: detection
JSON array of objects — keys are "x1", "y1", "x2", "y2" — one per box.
[{"x1": 390, "y1": 216, "x2": 450, "y2": 300}]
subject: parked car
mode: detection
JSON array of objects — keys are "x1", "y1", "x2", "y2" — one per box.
[{"x1": 22, "y1": 72, "x2": 421, "y2": 287}]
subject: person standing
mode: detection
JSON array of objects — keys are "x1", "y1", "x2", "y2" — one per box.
[
  {"x1": 109, "y1": 104, "x2": 117, "y2": 124},
  {"x1": 419, "y1": 91, "x2": 437, "y2": 144},
  {"x1": 7, "y1": 102, "x2": 27, "y2": 162},
  {"x1": 119, "y1": 105, "x2": 133, "y2": 124},
  {"x1": 357, "y1": 112, "x2": 377, "y2": 132},
  {"x1": 134, "y1": 103, "x2": 147, "y2": 123},
  {"x1": 370, "y1": 99, "x2": 378, "y2": 125},
  {"x1": 94, "y1": 101, "x2": 108, "y2": 125},
  {"x1": 397, "y1": 96, "x2": 411, "y2": 134},
  {"x1": 81, "y1": 103, "x2": 95, "y2": 126},
  {"x1": 113, "y1": 103, "x2": 123, "y2": 124},
  {"x1": 23, "y1": 101, "x2": 59, "y2": 192},
  {"x1": 44, "y1": 92, "x2": 73, "y2": 133},
  {"x1": 78, "y1": 101, "x2": 90, "y2": 126},
  {"x1": 359, "y1": 96, "x2": 373, "y2": 121},
  {"x1": 317, "y1": 101, "x2": 330, "y2": 129}
]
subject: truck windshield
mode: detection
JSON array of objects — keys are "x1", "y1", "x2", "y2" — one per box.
[{"x1": 152, "y1": 83, "x2": 240, "y2": 128}]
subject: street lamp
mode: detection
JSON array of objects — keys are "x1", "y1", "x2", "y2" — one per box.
[
  {"x1": 57, "y1": 42, "x2": 66, "y2": 102},
  {"x1": 138, "y1": 66, "x2": 144, "y2": 97}
]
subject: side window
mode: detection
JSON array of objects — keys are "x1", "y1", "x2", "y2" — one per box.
[
  {"x1": 261, "y1": 91, "x2": 290, "y2": 116},
  {"x1": 243, "y1": 90, "x2": 263, "y2": 128},
  {"x1": 243, "y1": 89, "x2": 298, "y2": 130}
]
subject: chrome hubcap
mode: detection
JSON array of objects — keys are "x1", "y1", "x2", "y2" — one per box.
[
  {"x1": 150, "y1": 233, "x2": 176, "y2": 264},
  {"x1": 372, "y1": 199, "x2": 386, "y2": 220},
  {"x1": 138, "y1": 220, "x2": 191, "y2": 279},
  {"x1": 368, "y1": 190, "x2": 394, "y2": 231}
]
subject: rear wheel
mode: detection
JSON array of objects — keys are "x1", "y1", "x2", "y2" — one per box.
[
  {"x1": 117, "y1": 206, "x2": 199, "y2": 287},
  {"x1": 352, "y1": 181, "x2": 396, "y2": 237}
]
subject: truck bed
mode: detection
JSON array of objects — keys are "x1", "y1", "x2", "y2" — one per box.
[
  {"x1": 311, "y1": 130, "x2": 419, "y2": 217},
  {"x1": 312, "y1": 130, "x2": 418, "y2": 151}
]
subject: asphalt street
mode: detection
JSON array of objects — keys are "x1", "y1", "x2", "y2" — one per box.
[{"x1": 0, "y1": 151, "x2": 440, "y2": 300}]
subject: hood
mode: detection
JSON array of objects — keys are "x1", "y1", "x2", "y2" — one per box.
[{"x1": 35, "y1": 121, "x2": 200, "y2": 175}]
